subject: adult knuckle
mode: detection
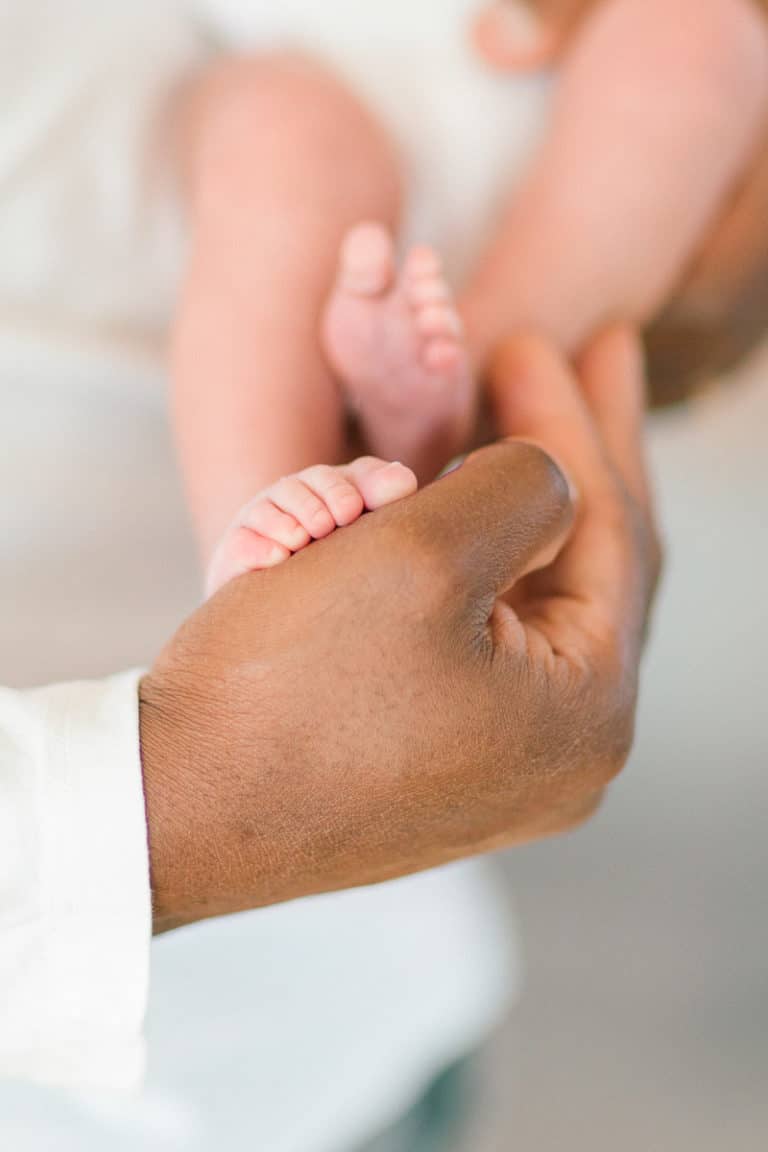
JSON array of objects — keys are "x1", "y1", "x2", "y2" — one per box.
[
  {"x1": 594, "y1": 712, "x2": 636, "y2": 784},
  {"x1": 558, "y1": 791, "x2": 607, "y2": 835},
  {"x1": 540, "y1": 666, "x2": 638, "y2": 790}
]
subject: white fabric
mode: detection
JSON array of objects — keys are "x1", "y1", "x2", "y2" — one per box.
[
  {"x1": 0, "y1": 673, "x2": 150, "y2": 1092},
  {"x1": 0, "y1": 2, "x2": 533, "y2": 1148},
  {"x1": 195, "y1": 0, "x2": 550, "y2": 283},
  {"x1": 0, "y1": 0, "x2": 550, "y2": 344}
]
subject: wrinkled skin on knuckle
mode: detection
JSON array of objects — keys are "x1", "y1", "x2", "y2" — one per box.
[
  {"x1": 517, "y1": 648, "x2": 639, "y2": 804},
  {"x1": 563, "y1": 665, "x2": 637, "y2": 787},
  {"x1": 505, "y1": 787, "x2": 608, "y2": 848},
  {"x1": 437, "y1": 656, "x2": 616, "y2": 848}
]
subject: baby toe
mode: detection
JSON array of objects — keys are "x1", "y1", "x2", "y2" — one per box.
[
  {"x1": 344, "y1": 457, "x2": 418, "y2": 510},
  {"x1": 416, "y1": 304, "x2": 463, "y2": 339},
  {"x1": 339, "y1": 223, "x2": 396, "y2": 297},
  {"x1": 242, "y1": 499, "x2": 311, "y2": 552},
  {"x1": 299, "y1": 465, "x2": 365, "y2": 526},
  {"x1": 406, "y1": 275, "x2": 451, "y2": 307},
  {"x1": 206, "y1": 527, "x2": 290, "y2": 598},
  {"x1": 422, "y1": 339, "x2": 463, "y2": 374},
  {"x1": 270, "y1": 476, "x2": 336, "y2": 538},
  {"x1": 404, "y1": 246, "x2": 443, "y2": 284}
]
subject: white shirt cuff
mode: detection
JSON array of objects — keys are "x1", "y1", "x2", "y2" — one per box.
[{"x1": 0, "y1": 672, "x2": 151, "y2": 1093}]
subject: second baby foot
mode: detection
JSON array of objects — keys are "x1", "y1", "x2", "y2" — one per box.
[
  {"x1": 205, "y1": 456, "x2": 417, "y2": 598},
  {"x1": 322, "y1": 224, "x2": 475, "y2": 482}
]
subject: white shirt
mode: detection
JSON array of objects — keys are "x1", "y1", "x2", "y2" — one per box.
[
  {"x1": 0, "y1": 674, "x2": 150, "y2": 1092},
  {"x1": 0, "y1": 3, "x2": 527, "y2": 1147}
]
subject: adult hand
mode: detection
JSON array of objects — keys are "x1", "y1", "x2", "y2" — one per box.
[
  {"x1": 473, "y1": 0, "x2": 768, "y2": 401},
  {"x1": 140, "y1": 327, "x2": 660, "y2": 933}
]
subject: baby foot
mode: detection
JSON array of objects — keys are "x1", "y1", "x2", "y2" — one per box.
[
  {"x1": 322, "y1": 223, "x2": 475, "y2": 482},
  {"x1": 205, "y1": 456, "x2": 417, "y2": 598}
]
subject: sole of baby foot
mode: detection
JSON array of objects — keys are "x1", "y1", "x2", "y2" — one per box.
[
  {"x1": 205, "y1": 457, "x2": 417, "y2": 597},
  {"x1": 322, "y1": 223, "x2": 475, "y2": 484}
]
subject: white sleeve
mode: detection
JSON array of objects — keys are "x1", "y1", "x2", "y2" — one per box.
[{"x1": 0, "y1": 672, "x2": 151, "y2": 1093}]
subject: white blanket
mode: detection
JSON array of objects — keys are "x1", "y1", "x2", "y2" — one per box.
[{"x1": 0, "y1": 0, "x2": 549, "y2": 347}]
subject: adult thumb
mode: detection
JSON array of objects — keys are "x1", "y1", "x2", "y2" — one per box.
[{"x1": 401, "y1": 440, "x2": 575, "y2": 610}]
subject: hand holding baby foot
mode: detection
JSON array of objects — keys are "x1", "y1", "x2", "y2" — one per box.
[
  {"x1": 206, "y1": 457, "x2": 417, "y2": 597},
  {"x1": 144, "y1": 328, "x2": 660, "y2": 929}
]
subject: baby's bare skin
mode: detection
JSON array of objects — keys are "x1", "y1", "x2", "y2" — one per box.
[
  {"x1": 475, "y1": 0, "x2": 768, "y2": 397},
  {"x1": 323, "y1": 224, "x2": 474, "y2": 477},
  {"x1": 176, "y1": 0, "x2": 768, "y2": 596},
  {"x1": 206, "y1": 457, "x2": 416, "y2": 598},
  {"x1": 463, "y1": 0, "x2": 768, "y2": 361}
]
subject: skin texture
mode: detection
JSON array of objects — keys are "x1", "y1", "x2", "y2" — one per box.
[
  {"x1": 173, "y1": 55, "x2": 402, "y2": 559},
  {"x1": 464, "y1": 0, "x2": 768, "y2": 364},
  {"x1": 176, "y1": 1, "x2": 768, "y2": 580},
  {"x1": 140, "y1": 328, "x2": 660, "y2": 934},
  {"x1": 476, "y1": 0, "x2": 768, "y2": 399},
  {"x1": 205, "y1": 456, "x2": 418, "y2": 598},
  {"x1": 323, "y1": 224, "x2": 475, "y2": 481}
]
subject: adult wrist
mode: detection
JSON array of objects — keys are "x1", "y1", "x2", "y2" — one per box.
[{"x1": 138, "y1": 672, "x2": 196, "y2": 934}]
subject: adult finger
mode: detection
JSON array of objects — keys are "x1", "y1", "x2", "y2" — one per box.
[
  {"x1": 488, "y1": 332, "x2": 649, "y2": 641},
  {"x1": 576, "y1": 325, "x2": 652, "y2": 514},
  {"x1": 489, "y1": 332, "x2": 610, "y2": 504},
  {"x1": 394, "y1": 438, "x2": 575, "y2": 610}
]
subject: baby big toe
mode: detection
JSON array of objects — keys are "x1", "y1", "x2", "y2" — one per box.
[
  {"x1": 344, "y1": 457, "x2": 418, "y2": 510},
  {"x1": 339, "y1": 223, "x2": 396, "y2": 297}
]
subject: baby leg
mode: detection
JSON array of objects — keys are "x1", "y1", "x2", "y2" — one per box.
[
  {"x1": 173, "y1": 55, "x2": 402, "y2": 562},
  {"x1": 206, "y1": 457, "x2": 416, "y2": 597},
  {"x1": 462, "y1": 0, "x2": 768, "y2": 365}
]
